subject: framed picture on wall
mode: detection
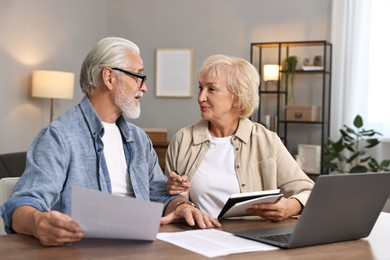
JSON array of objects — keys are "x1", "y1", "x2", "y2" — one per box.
[{"x1": 155, "y1": 48, "x2": 194, "y2": 98}]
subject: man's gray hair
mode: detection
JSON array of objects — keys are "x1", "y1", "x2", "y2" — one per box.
[{"x1": 79, "y1": 37, "x2": 140, "y2": 94}]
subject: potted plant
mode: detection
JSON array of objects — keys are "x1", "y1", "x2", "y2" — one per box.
[
  {"x1": 323, "y1": 115, "x2": 390, "y2": 173},
  {"x1": 283, "y1": 56, "x2": 298, "y2": 103}
]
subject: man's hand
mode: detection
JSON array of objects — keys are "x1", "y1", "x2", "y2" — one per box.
[
  {"x1": 12, "y1": 206, "x2": 84, "y2": 246},
  {"x1": 166, "y1": 171, "x2": 191, "y2": 196},
  {"x1": 246, "y1": 197, "x2": 302, "y2": 222},
  {"x1": 160, "y1": 198, "x2": 221, "y2": 229}
]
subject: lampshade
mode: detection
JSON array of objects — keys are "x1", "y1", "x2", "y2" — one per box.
[
  {"x1": 263, "y1": 64, "x2": 279, "y2": 81},
  {"x1": 32, "y1": 70, "x2": 74, "y2": 99},
  {"x1": 32, "y1": 70, "x2": 75, "y2": 122}
]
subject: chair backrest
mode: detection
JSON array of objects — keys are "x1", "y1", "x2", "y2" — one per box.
[
  {"x1": 383, "y1": 198, "x2": 390, "y2": 213},
  {"x1": 0, "y1": 177, "x2": 20, "y2": 235},
  {"x1": 0, "y1": 152, "x2": 27, "y2": 179}
]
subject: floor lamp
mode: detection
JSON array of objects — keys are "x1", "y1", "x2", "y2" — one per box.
[{"x1": 32, "y1": 70, "x2": 75, "y2": 122}]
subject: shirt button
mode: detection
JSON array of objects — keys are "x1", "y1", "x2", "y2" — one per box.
[
  {"x1": 236, "y1": 165, "x2": 240, "y2": 169},
  {"x1": 235, "y1": 147, "x2": 239, "y2": 151},
  {"x1": 241, "y1": 184, "x2": 246, "y2": 188}
]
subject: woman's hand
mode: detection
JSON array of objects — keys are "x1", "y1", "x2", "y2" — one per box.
[
  {"x1": 166, "y1": 171, "x2": 191, "y2": 196},
  {"x1": 246, "y1": 197, "x2": 302, "y2": 222}
]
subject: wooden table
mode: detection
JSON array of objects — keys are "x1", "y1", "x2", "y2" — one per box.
[{"x1": 1, "y1": 213, "x2": 389, "y2": 259}]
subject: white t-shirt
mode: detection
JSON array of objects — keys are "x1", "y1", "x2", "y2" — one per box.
[
  {"x1": 101, "y1": 121, "x2": 130, "y2": 196},
  {"x1": 189, "y1": 135, "x2": 240, "y2": 218}
]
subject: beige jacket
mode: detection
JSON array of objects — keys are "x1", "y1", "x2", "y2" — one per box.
[{"x1": 165, "y1": 118, "x2": 314, "y2": 205}]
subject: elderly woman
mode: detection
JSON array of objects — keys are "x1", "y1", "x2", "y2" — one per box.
[{"x1": 165, "y1": 54, "x2": 314, "y2": 222}]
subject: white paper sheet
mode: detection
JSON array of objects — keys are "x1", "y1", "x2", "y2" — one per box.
[
  {"x1": 157, "y1": 229, "x2": 278, "y2": 258},
  {"x1": 71, "y1": 187, "x2": 164, "y2": 241}
]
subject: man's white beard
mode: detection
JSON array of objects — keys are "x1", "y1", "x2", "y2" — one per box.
[
  {"x1": 122, "y1": 100, "x2": 141, "y2": 121},
  {"x1": 115, "y1": 85, "x2": 142, "y2": 121}
]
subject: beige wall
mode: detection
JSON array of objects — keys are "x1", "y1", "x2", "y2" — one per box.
[{"x1": 0, "y1": 0, "x2": 332, "y2": 153}]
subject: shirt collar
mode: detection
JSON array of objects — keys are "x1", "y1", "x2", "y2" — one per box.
[
  {"x1": 79, "y1": 96, "x2": 132, "y2": 142},
  {"x1": 193, "y1": 119, "x2": 210, "y2": 145},
  {"x1": 80, "y1": 95, "x2": 104, "y2": 139},
  {"x1": 234, "y1": 117, "x2": 253, "y2": 144}
]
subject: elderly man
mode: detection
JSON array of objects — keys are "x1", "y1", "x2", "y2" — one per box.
[{"x1": 0, "y1": 37, "x2": 220, "y2": 246}]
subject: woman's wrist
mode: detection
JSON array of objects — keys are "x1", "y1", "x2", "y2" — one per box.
[
  {"x1": 288, "y1": 197, "x2": 303, "y2": 216},
  {"x1": 175, "y1": 200, "x2": 198, "y2": 210}
]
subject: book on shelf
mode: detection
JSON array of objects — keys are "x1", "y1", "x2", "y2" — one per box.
[
  {"x1": 301, "y1": 66, "x2": 324, "y2": 71},
  {"x1": 218, "y1": 189, "x2": 283, "y2": 219}
]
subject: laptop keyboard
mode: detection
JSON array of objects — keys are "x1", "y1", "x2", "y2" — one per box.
[{"x1": 260, "y1": 233, "x2": 292, "y2": 243}]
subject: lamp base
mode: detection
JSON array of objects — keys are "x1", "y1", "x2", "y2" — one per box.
[{"x1": 50, "y1": 98, "x2": 55, "y2": 122}]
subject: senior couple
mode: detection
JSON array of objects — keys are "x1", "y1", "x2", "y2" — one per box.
[{"x1": 0, "y1": 37, "x2": 313, "y2": 246}]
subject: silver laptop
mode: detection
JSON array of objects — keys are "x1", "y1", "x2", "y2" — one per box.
[{"x1": 234, "y1": 172, "x2": 390, "y2": 248}]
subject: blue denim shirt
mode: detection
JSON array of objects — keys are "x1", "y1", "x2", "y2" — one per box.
[{"x1": 0, "y1": 96, "x2": 177, "y2": 233}]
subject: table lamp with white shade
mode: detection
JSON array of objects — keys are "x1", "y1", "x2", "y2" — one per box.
[
  {"x1": 263, "y1": 64, "x2": 280, "y2": 81},
  {"x1": 32, "y1": 70, "x2": 75, "y2": 122}
]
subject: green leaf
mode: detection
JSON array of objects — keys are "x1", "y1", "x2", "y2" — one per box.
[
  {"x1": 333, "y1": 140, "x2": 345, "y2": 152},
  {"x1": 360, "y1": 130, "x2": 379, "y2": 137},
  {"x1": 368, "y1": 159, "x2": 379, "y2": 171},
  {"x1": 364, "y1": 139, "x2": 380, "y2": 148},
  {"x1": 350, "y1": 165, "x2": 368, "y2": 173},
  {"x1": 343, "y1": 143, "x2": 354, "y2": 152},
  {"x1": 353, "y1": 115, "x2": 363, "y2": 128},
  {"x1": 380, "y1": 160, "x2": 390, "y2": 168},
  {"x1": 343, "y1": 127, "x2": 357, "y2": 138},
  {"x1": 346, "y1": 151, "x2": 365, "y2": 163}
]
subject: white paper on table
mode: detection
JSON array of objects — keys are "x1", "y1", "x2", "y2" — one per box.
[
  {"x1": 157, "y1": 229, "x2": 278, "y2": 258},
  {"x1": 71, "y1": 187, "x2": 164, "y2": 241}
]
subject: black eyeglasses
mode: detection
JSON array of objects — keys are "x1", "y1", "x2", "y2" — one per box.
[{"x1": 111, "y1": 67, "x2": 147, "y2": 88}]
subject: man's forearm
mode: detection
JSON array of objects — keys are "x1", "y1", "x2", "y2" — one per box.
[{"x1": 12, "y1": 206, "x2": 39, "y2": 236}]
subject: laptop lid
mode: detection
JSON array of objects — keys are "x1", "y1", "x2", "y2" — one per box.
[{"x1": 234, "y1": 172, "x2": 390, "y2": 248}]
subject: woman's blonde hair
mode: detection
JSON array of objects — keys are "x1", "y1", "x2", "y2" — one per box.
[{"x1": 198, "y1": 54, "x2": 259, "y2": 118}]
